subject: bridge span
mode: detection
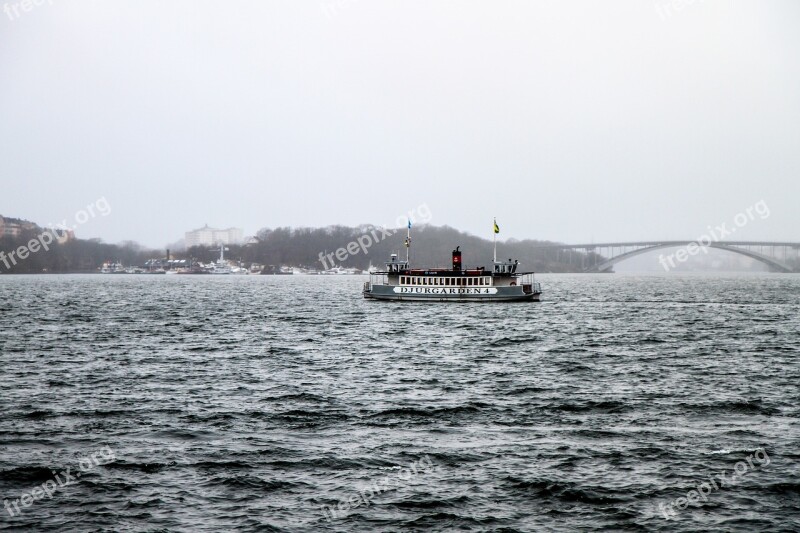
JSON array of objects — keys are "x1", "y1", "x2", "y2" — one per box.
[{"x1": 529, "y1": 241, "x2": 800, "y2": 273}]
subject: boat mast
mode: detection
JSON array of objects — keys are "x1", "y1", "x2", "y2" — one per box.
[
  {"x1": 406, "y1": 218, "x2": 411, "y2": 264},
  {"x1": 493, "y1": 217, "x2": 497, "y2": 263}
]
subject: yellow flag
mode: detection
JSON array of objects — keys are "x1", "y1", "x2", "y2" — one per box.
[{"x1": 493, "y1": 219, "x2": 500, "y2": 234}]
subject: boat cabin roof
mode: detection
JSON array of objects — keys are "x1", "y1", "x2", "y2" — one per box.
[
  {"x1": 380, "y1": 253, "x2": 528, "y2": 276},
  {"x1": 378, "y1": 268, "x2": 533, "y2": 277}
]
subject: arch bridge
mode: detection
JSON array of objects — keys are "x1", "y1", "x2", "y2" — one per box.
[{"x1": 530, "y1": 241, "x2": 800, "y2": 273}]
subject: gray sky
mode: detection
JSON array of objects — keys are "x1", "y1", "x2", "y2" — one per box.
[{"x1": 2, "y1": 0, "x2": 799, "y2": 248}]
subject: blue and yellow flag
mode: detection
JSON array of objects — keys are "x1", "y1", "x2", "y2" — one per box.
[{"x1": 493, "y1": 219, "x2": 500, "y2": 234}]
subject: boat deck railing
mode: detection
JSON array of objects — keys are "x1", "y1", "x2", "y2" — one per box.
[
  {"x1": 519, "y1": 273, "x2": 542, "y2": 295},
  {"x1": 367, "y1": 273, "x2": 388, "y2": 288}
]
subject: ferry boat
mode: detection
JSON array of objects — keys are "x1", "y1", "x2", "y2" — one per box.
[{"x1": 363, "y1": 247, "x2": 542, "y2": 302}]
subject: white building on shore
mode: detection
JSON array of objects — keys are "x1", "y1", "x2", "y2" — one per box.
[{"x1": 185, "y1": 225, "x2": 244, "y2": 247}]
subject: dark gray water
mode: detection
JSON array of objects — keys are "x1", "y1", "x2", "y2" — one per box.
[{"x1": 1, "y1": 273, "x2": 799, "y2": 532}]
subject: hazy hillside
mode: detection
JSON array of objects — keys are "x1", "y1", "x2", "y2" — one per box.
[{"x1": 236, "y1": 224, "x2": 596, "y2": 272}]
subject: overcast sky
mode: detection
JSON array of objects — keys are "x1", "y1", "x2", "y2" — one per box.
[{"x1": 1, "y1": 0, "x2": 799, "y2": 248}]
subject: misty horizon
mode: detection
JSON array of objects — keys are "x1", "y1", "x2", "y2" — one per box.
[{"x1": 3, "y1": 1, "x2": 799, "y2": 250}]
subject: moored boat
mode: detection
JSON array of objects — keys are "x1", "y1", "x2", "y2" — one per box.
[{"x1": 211, "y1": 244, "x2": 232, "y2": 275}]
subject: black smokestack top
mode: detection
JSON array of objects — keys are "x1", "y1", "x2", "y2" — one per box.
[{"x1": 452, "y1": 246, "x2": 462, "y2": 272}]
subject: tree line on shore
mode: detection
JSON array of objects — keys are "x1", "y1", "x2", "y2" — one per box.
[{"x1": 0, "y1": 224, "x2": 599, "y2": 273}]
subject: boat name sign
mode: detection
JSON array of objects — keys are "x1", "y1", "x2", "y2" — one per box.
[{"x1": 393, "y1": 287, "x2": 498, "y2": 295}]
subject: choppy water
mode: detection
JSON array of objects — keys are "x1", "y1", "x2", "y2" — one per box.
[{"x1": 1, "y1": 273, "x2": 799, "y2": 532}]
